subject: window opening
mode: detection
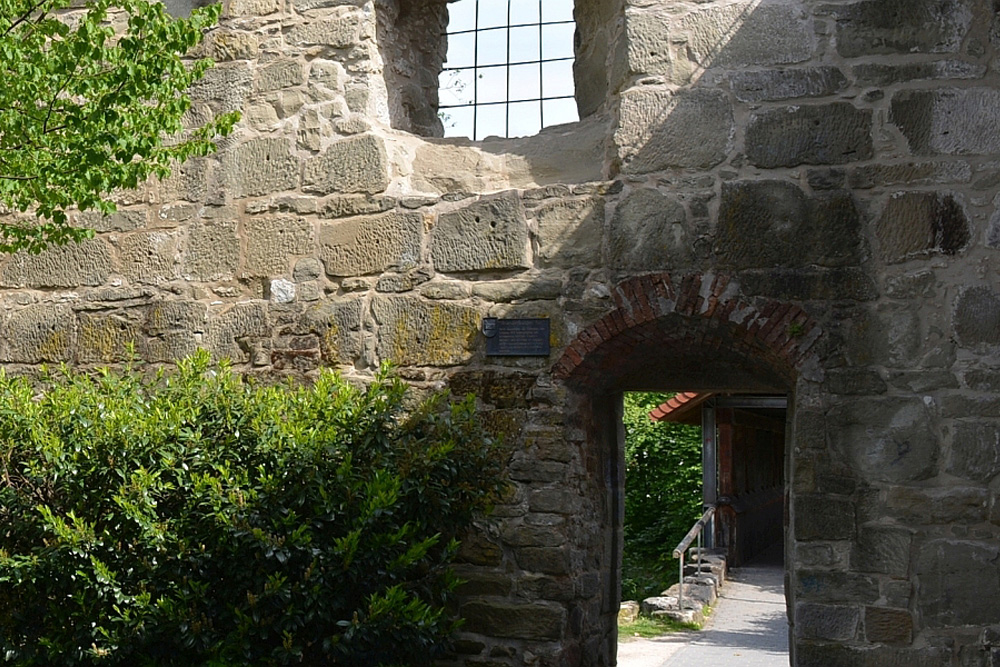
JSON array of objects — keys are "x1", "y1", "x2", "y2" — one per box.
[{"x1": 440, "y1": 0, "x2": 579, "y2": 140}]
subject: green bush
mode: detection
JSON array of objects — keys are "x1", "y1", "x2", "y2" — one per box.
[
  {"x1": 0, "y1": 352, "x2": 507, "y2": 666},
  {"x1": 622, "y1": 393, "x2": 702, "y2": 601}
]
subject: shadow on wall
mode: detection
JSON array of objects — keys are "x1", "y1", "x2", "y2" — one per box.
[
  {"x1": 400, "y1": 0, "x2": 877, "y2": 287},
  {"x1": 409, "y1": 0, "x2": 985, "y2": 291}
]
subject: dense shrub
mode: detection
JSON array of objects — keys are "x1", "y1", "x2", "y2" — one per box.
[
  {"x1": 0, "y1": 352, "x2": 507, "y2": 666},
  {"x1": 622, "y1": 393, "x2": 702, "y2": 601}
]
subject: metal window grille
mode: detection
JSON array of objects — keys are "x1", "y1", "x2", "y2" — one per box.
[{"x1": 439, "y1": 0, "x2": 578, "y2": 140}]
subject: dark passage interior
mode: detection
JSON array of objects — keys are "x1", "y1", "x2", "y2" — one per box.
[{"x1": 651, "y1": 393, "x2": 786, "y2": 568}]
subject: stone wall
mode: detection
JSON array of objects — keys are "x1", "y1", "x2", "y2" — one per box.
[{"x1": 4, "y1": 0, "x2": 1000, "y2": 664}]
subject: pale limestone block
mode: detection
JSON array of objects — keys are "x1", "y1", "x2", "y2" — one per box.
[{"x1": 319, "y1": 211, "x2": 421, "y2": 276}]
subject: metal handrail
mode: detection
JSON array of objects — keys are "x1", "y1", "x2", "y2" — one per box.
[{"x1": 671, "y1": 506, "x2": 715, "y2": 611}]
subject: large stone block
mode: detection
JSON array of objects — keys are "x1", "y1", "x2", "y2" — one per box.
[
  {"x1": 891, "y1": 89, "x2": 1000, "y2": 156},
  {"x1": 616, "y1": 87, "x2": 733, "y2": 173},
  {"x1": 519, "y1": 574, "x2": 574, "y2": 602},
  {"x1": 946, "y1": 421, "x2": 1000, "y2": 483},
  {"x1": 460, "y1": 601, "x2": 564, "y2": 640},
  {"x1": 157, "y1": 158, "x2": 212, "y2": 204},
  {"x1": 2, "y1": 304, "x2": 75, "y2": 363},
  {"x1": 448, "y1": 370, "x2": 536, "y2": 410},
  {"x1": 453, "y1": 569, "x2": 513, "y2": 597},
  {"x1": 118, "y1": 231, "x2": 181, "y2": 284},
  {"x1": 254, "y1": 59, "x2": 304, "y2": 94},
  {"x1": 431, "y1": 194, "x2": 529, "y2": 272},
  {"x1": 143, "y1": 301, "x2": 207, "y2": 336},
  {"x1": 515, "y1": 546, "x2": 570, "y2": 575},
  {"x1": 832, "y1": 0, "x2": 972, "y2": 58},
  {"x1": 730, "y1": 67, "x2": 847, "y2": 103},
  {"x1": 834, "y1": 305, "x2": 921, "y2": 368},
  {"x1": 886, "y1": 485, "x2": 988, "y2": 524},
  {"x1": 303, "y1": 134, "x2": 390, "y2": 195},
  {"x1": 746, "y1": 104, "x2": 873, "y2": 168},
  {"x1": 284, "y1": 11, "x2": 360, "y2": 48},
  {"x1": 795, "y1": 570, "x2": 880, "y2": 604},
  {"x1": 187, "y1": 63, "x2": 253, "y2": 114},
  {"x1": 852, "y1": 524, "x2": 911, "y2": 577},
  {"x1": 864, "y1": 606, "x2": 913, "y2": 645},
  {"x1": 302, "y1": 298, "x2": 363, "y2": 364},
  {"x1": 989, "y1": 197, "x2": 1000, "y2": 249},
  {"x1": 795, "y1": 543, "x2": 848, "y2": 569},
  {"x1": 182, "y1": 219, "x2": 240, "y2": 281},
  {"x1": 608, "y1": 188, "x2": 689, "y2": 271},
  {"x1": 76, "y1": 312, "x2": 141, "y2": 364},
  {"x1": 456, "y1": 532, "x2": 502, "y2": 567},
  {"x1": 716, "y1": 181, "x2": 862, "y2": 269},
  {"x1": 207, "y1": 30, "x2": 260, "y2": 61},
  {"x1": 795, "y1": 495, "x2": 855, "y2": 541},
  {"x1": 0, "y1": 237, "x2": 114, "y2": 288},
  {"x1": 875, "y1": 192, "x2": 970, "y2": 263},
  {"x1": 411, "y1": 143, "x2": 507, "y2": 194},
  {"x1": 322, "y1": 195, "x2": 396, "y2": 219},
  {"x1": 828, "y1": 398, "x2": 938, "y2": 484},
  {"x1": 740, "y1": 268, "x2": 877, "y2": 301},
  {"x1": 309, "y1": 59, "x2": 344, "y2": 90},
  {"x1": 853, "y1": 60, "x2": 985, "y2": 86},
  {"x1": 916, "y1": 540, "x2": 1000, "y2": 627},
  {"x1": 471, "y1": 279, "x2": 562, "y2": 303},
  {"x1": 76, "y1": 209, "x2": 147, "y2": 233},
  {"x1": 204, "y1": 302, "x2": 270, "y2": 362},
  {"x1": 797, "y1": 642, "x2": 950, "y2": 667},
  {"x1": 319, "y1": 211, "x2": 421, "y2": 277},
  {"x1": 141, "y1": 332, "x2": 199, "y2": 363},
  {"x1": 849, "y1": 161, "x2": 972, "y2": 189},
  {"x1": 221, "y1": 138, "x2": 299, "y2": 199},
  {"x1": 824, "y1": 368, "x2": 888, "y2": 396},
  {"x1": 501, "y1": 522, "x2": 567, "y2": 548},
  {"x1": 244, "y1": 215, "x2": 315, "y2": 277},
  {"x1": 507, "y1": 459, "x2": 568, "y2": 483},
  {"x1": 794, "y1": 603, "x2": 859, "y2": 641},
  {"x1": 954, "y1": 286, "x2": 1000, "y2": 349},
  {"x1": 535, "y1": 198, "x2": 603, "y2": 269},
  {"x1": 372, "y1": 296, "x2": 479, "y2": 366},
  {"x1": 226, "y1": 0, "x2": 279, "y2": 18},
  {"x1": 627, "y1": 1, "x2": 811, "y2": 82}
]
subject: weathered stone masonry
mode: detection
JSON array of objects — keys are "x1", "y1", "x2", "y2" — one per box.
[{"x1": 4, "y1": 0, "x2": 1000, "y2": 664}]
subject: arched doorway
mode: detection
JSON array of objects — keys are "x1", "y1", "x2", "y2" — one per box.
[{"x1": 554, "y1": 272, "x2": 823, "y2": 665}]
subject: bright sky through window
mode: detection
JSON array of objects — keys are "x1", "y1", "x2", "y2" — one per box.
[{"x1": 440, "y1": 0, "x2": 578, "y2": 140}]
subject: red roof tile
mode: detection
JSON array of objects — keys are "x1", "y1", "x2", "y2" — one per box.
[{"x1": 649, "y1": 392, "x2": 711, "y2": 423}]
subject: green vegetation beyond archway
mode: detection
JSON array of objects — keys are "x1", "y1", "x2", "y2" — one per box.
[{"x1": 622, "y1": 393, "x2": 703, "y2": 602}]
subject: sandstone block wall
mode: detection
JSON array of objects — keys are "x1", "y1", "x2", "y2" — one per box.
[{"x1": 4, "y1": 0, "x2": 1000, "y2": 664}]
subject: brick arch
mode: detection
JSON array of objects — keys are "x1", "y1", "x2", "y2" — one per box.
[{"x1": 553, "y1": 271, "x2": 823, "y2": 387}]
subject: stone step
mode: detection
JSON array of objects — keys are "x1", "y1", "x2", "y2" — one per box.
[
  {"x1": 636, "y1": 549, "x2": 727, "y2": 628},
  {"x1": 651, "y1": 607, "x2": 705, "y2": 626},
  {"x1": 619, "y1": 600, "x2": 639, "y2": 624},
  {"x1": 641, "y1": 594, "x2": 702, "y2": 614}
]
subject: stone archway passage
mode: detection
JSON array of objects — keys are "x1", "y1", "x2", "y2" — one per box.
[
  {"x1": 551, "y1": 271, "x2": 823, "y2": 666},
  {"x1": 555, "y1": 272, "x2": 823, "y2": 390}
]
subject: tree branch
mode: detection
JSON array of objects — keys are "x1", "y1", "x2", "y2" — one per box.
[{"x1": 1, "y1": 0, "x2": 50, "y2": 37}]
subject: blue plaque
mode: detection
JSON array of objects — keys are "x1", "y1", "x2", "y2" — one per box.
[{"x1": 483, "y1": 318, "x2": 551, "y2": 356}]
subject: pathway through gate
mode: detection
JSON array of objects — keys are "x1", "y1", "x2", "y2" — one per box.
[{"x1": 618, "y1": 544, "x2": 788, "y2": 667}]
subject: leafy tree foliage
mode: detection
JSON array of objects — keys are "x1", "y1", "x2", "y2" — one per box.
[
  {"x1": 0, "y1": 353, "x2": 508, "y2": 665},
  {"x1": 622, "y1": 392, "x2": 702, "y2": 601},
  {"x1": 0, "y1": 0, "x2": 237, "y2": 253}
]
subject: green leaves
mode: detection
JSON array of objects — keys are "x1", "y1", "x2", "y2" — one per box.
[
  {"x1": 0, "y1": 352, "x2": 507, "y2": 665},
  {"x1": 0, "y1": 0, "x2": 237, "y2": 254},
  {"x1": 622, "y1": 393, "x2": 703, "y2": 601}
]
